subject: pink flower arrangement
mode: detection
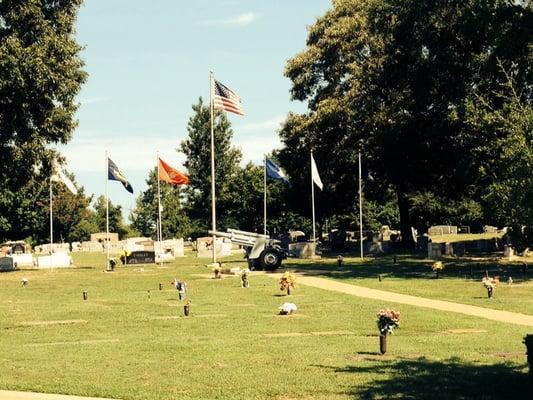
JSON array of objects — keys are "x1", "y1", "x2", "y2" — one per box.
[{"x1": 377, "y1": 309, "x2": 401, "y2": 336}]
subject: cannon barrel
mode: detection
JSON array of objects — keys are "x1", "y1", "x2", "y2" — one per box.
[
  {"x1": 207, "y1": 230, "x2": 232, "y2": 239},
  {"x1": 208, "y1": 230, "x2": 258, "y2": 247},
  {"x1": 227, "y1": 228, "x2": 269, "y2": 239}
]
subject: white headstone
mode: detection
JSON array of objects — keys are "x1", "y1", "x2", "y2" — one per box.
[
  {"x1": 36, "y1": 253, "x2": 73, "y2": 269},
  {"x1": 10, "y1": 253, "x2": 34, "y2": 267}
]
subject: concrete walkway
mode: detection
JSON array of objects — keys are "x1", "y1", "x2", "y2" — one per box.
[
  {"x1": 0, "y1": 391, "x2": 118, "y2": 400},
  {"x1": 266, "y1": 273, "x2": 533, "y2": 327}
]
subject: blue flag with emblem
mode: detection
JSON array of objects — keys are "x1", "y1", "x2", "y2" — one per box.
[
  {"x1": 266, "y1": 158, "x2": 289, "y2": 184},
  {"x1": 108, "y1": 158, "x2": 133, "y2": 193}
]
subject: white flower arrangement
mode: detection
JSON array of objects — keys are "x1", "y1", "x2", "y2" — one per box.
[
  {"x1": 482, "y1": 276, "x2": 498, "y2": 289},
  {"x1": 279, "y1": 302, "x2": 297, "y2": 315}
]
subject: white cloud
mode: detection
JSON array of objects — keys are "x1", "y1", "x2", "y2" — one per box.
[
  {"x1": 235, "y1": 135, "x2": 282, "y2": 164},
  {"x1": 201, "y1": 12, "x2": 259, "y2": 27},
  {"x1": 236, "y1": 114, "x2": 285, "y2": 133},
  {"x1": 55, "y1": 134, "x2": 186, "y2": 173}
]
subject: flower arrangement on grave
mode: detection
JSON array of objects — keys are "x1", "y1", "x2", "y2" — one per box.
[
  {"x1": 377, "y1": 309, "x2": 401, "y2": 336},
  {"x1": 337, "y1": 255, "x2": 344, "y2": 266},
  {"x1": 431, "y1": 261, "x2": 445, "y2": 278},
  {"x1": 279, "y1": 302, "x2": 297, "y2": 315},
  {"x1": 376, "y1": 309, "x2": 401, "y2": 355},
  {"x1": 482, "y1": 276, "x2": 499, "y2": 298},
  {"x1": 279, "y1": 271, "x2": 296, "y2": 295}
]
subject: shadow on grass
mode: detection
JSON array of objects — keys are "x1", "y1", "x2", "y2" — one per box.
[
  {"x1": 320, "y1": 357, "x2": 531, "y2": 399},
  {"x1": 282, "y1": 254, "x2": 531, "y2": 283}
]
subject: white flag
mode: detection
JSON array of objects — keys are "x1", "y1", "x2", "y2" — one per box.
[
  {"x1": 310, "y1": 153, "x2": 323, "y2": 190},
  {"x1": 52, "y1": 165, "x2": 78, "y2": 195}
]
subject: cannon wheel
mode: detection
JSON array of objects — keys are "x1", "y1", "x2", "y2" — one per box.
[{"x1": 259, "y1": 249, "x2": 281, "y2": 271}]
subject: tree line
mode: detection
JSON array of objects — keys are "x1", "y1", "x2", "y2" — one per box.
[{"x1": 1, "y1": 0, "x2": 531, "y2": 248}]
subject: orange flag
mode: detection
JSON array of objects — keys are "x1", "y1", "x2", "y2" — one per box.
[{"x1": 158, "y1": 158, "x2": 189, "y2": 185}]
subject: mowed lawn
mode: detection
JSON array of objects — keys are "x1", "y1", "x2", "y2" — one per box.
[
  {"x1": 287, "y1": 254, "x2": 533, "y2": 315},
  {"x1": 0, "y1": 252, "x2": 531, "y2": 400}
]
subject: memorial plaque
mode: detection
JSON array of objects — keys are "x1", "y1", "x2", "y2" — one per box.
[{"x1": 123, "y1": 251, "x2": 156, "y2": 265}]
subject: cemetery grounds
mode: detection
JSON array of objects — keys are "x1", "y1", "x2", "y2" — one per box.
[{"x1": 0, "y1": 250, "x2": 531, "y2": 400}]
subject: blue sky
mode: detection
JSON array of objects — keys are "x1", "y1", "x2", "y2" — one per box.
[{"x1": 58, "y1": 0, "x2": 331, "y2": 217}]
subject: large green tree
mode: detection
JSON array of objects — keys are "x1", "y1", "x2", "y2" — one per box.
[
  {"x1": 130, "y1": 168, "x2": 191, "y2": 239},
  {"x1": 465, "y1": 67, "x2": 533, "y2": 246},
  {"x1": 280, "y1": 0, "x2": 532, "y2": 246},
  {"x1": 179, "y1": 98, "x2": 242, "y2": 234},
  {"x1": 0, "y1": 0, "x2": 87, "y2": 240},
  {"x1": 92, "y1": 195, "x2": 129, "y2": 239},
  {"x1": 51, "y1": 174, "x2": 92, "y2": 243}
]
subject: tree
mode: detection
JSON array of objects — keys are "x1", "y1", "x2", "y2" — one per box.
[
  {"x1": 51, "y1": 174, "x2": 92, "y2": 243},
  {"x1": 130, "y1": 168, "x2": 191, "y2": 239},
  {"x1": 179, "y1": 98, "x2": 242, "y2": 233},
  {"x1": 465, "y1": 65, "x2": 533, "y2": 246},
  {"x1": 92, "y1": 195, "x2": 129, "y2": 239},
  {"x1": 280, "y1": 0, "x2": 532, "y2": 246},
  {"x1": 0, "y1": 0, "x2": 87, "y2": 240},
  {"x1": 223, "y1": 162, "x2": 264, "y2": 232},
  {"x1": 0, "y1": 177, "x2": 49, "y2": 243}
]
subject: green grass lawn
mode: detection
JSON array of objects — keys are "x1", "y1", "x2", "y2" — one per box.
[
  {"x1": 428, "y1": 232, "x2": 503, "y2": 243},
  {"x1": 289, "y1": 254, "x2": 533, "y2": 315},
  {"x1": 0, "y1": 252, "x2": 531, "y2": 399}
]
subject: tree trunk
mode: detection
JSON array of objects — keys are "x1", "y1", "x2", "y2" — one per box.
[{"x1": 396, "y1": 187, "x2": 416, "y2": 248}]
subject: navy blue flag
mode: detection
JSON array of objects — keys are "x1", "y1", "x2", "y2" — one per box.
[
  {"x1": 108, "y1": 158, "x2": 133, "y2": 193},
  {"x1": 266, "y1": 158, "x2": 289, "y2": 184}
]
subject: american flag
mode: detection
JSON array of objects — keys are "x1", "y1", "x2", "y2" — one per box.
[{"x1": 213, "y1": 79, "x2": 244, "y2": 116}]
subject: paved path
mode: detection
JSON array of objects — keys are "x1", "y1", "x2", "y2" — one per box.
[
  {"x1": 265, "y1": 273, "x2": 533, "y2": 327},
  {"x1": 0, "y1": 391, "x2": 118, "y2": 400}
]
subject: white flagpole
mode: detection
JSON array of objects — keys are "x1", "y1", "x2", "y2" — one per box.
[
  {"x1": 156, "y1": 152, "x2": 163, "y2": 264},
  {"x1": 49, "y1": 176, "x2": 53, "y2": 270},
  {"x1": 210, "y1": 70, "x2": 217, "y2": 264},
  {"x1": 105, "y1": 151, "x2": 110, "y2": 269},
  {"x1": 264, "y1": 155, "x2": 267, "y2": 236},
  {"x1": 311, "y1": 151, "x2": 316, "y2": 243},
  {"x1": 359, "y1": 151, "x2": 363, "y2": 259}
]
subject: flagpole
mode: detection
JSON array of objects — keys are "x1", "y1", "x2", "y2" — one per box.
[
  {"x1": 264, "y1": 155, "x2": 267, "y2": 236},
  {"x1": 105, "y1": 151, "x2": 110, "y2": 269},
  {"x1": 359, "y1": 151, "x2": 363, "y2": 259},
  {"x1": 311, "y1": 151, "x2": 316, "y2": 243},
  {"x1": 49, "y1": 176, "x2": 53, "y2": 270},
  {"x1": 156, "y1": 151, "x2": 163, "y2": 264},
  {"x1": 210, "y1": 70, "x2": 217, "y2": 264}
]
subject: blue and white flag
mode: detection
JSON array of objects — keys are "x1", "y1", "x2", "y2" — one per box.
[{"x1": 266, "y1": 158, "x2": 289, "y2": 184}]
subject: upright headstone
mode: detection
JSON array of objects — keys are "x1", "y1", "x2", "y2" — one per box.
[
  {"x1": 122, "y1": 251, "x2": 156, "y2": 265},
  {"x1": 417, "y1": 234, "x2": 429, "y2": 251},
  {"x1": 428, "y1": 242, "x2": 441, "y2": 259},
  {"x1": 0, "y1": 257, "x2": 15, "y2": 271},
  {"x1": 36, "y1": 253, "x2": 73, "y2": 268},
  {"x1": 288, "y1": 242, "x2": 317, "y2": 258},
  {"x1": 10, "y1": 253, "x2": 34, "y2": 267}
]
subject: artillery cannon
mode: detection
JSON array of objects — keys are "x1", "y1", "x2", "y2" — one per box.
[{"x1": 208, "y1": 228, "x2": 286, "y2": 270}]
